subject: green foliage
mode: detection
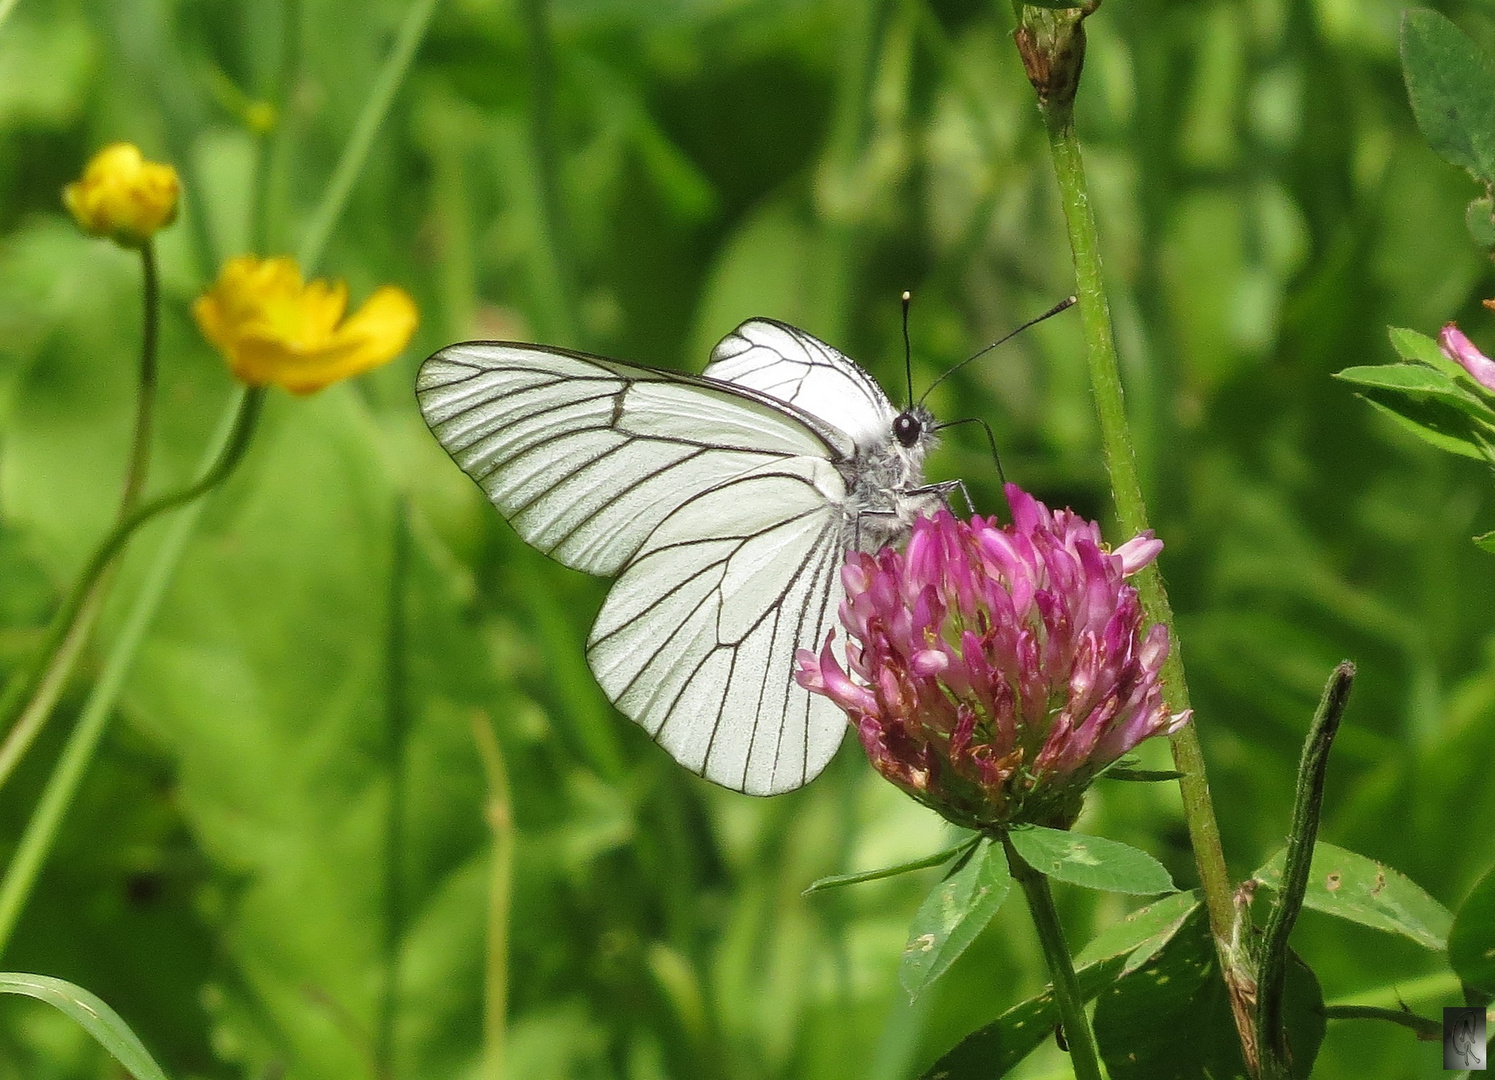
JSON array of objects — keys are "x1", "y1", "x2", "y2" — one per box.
[
  {"x1": 917, "y1": 892, "x2": 1199, "y2": 1079},
  {"x1": 0, "y1": 974, "x2": 169, "y2": 1080},
  {"x1": 1402, "y1": 10, "x2": 1495, "y2": 189},
  {"x1": 1092, "y1": 909, "x2": 1324, "y2": 1080},
  {"x1": 1335, "y1": 328, "x2": 1495, "y2": 463},
  {"x1": 1007, "y1": 826, "x2": 1174, "y2": 895},
  {"x1": 0, "y1": 1, "x2": 1493, "y2": 1079},
  {"x1": 1253, "y1": 841, "x2": 1454, "y2": 952},
  {"x1": 898, "y1": 838, "x2": 1011, "y2": 1000},
  {"x1": 1449, "y1": 862, "x2": 1495, "y2": 995}
]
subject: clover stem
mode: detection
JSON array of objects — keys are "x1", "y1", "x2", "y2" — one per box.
[
  {"x1": 1005, "y1": 834, "x2": 1104, "y2": 1080},
  {"x1": 1036, "y1": 40, "x2": 1236, "y2": 968}
]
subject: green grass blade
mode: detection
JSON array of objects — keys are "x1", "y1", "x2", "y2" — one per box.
[
  {"x1": 0, "y1": 973, "x2": 170, "y2": 1080},
  {"x1": 296, "y1": 0, "x2": 441, "y2": 272}
]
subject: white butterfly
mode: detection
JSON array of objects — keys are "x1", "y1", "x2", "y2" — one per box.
[{"x1": 417, "y1": 319, "x2": 952, "y2": 795}]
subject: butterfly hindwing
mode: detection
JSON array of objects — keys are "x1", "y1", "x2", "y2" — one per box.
[{"x1": 586, "y1": 456, "x2": 851, "y2": 794}]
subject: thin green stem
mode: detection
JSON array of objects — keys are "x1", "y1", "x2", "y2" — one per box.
[
  {"x1": 252, "y1": 0, "x2": 302, "y2": 254},
  {"x1": 376, "y1": 506, "x2": 410, "y2": 1075},
  {"x1": 517, "y1": 0, "x2": 580, "y2": 345},
  {"x1": 296, "y1": 0, "x2": 439, "y2": 272},
  {"x1": 122, "y1": 241, "x2": 159, "y2": 509},
  {"x1": 1004, "y1": 836, "x2": 1103, "y2": 1080},
  {"x1": 1322, "y1": 1005, "x2": 1440, "y2": 1041},
  {"x1": 471, "y1": 711, "x2": 513, "y2": 1080},
  {"x1": 0, "y1": 241, "x2": 162, "y2": 791},
  {"x1": 0, "y1": 389, "x2": 264, "y2": 955},
  {"x1": 1256, "y1": 663, "x2": 1355, "y2": 1079},
  {"x1": 802, "y1": 836, "x2": 980, "y2": 895},
  {"x1": 1040, "y1": 86, "x2": 1235, "y2": 956}
]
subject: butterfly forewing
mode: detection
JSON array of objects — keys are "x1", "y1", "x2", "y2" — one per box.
[{"x1": 418, "y1": 343, "x2": 848, "y2": 576}]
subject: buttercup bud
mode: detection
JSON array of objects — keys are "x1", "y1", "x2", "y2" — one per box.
[{"x1": 63, "y1": 143, "x2": 180, "y2": 248}]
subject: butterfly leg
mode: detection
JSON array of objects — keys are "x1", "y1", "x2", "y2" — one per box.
[
  {"x1": 853, "y1": 508, "x2": 900, "y2": 551},
  {"x1": 906, "y1": 479, "x2": 974, "y2": 516}
]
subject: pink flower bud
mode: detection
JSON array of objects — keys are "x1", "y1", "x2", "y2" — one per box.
[{"x1": 1439, "y1": 323, "x2": 1495, "y2": 392}]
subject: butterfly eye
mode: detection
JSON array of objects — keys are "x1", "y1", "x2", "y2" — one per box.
[{"x1": 893, "y1": 413, "x2": 921, "y2": 448}]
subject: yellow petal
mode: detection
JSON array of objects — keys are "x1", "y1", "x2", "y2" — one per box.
[
  {"x1": 338, "y1": 287, "x2": 419, "y2": 360},
  {"x1": 193, "y1": 256, "x2": 419, "y2": 394}
]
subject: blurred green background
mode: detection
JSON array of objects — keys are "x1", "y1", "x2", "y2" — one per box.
[{"x1": 0, "y1": 0, "x2": 1491, "y2": 1077}]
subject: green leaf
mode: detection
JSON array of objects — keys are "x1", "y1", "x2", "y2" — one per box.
[
  {"x1": 1449, "y1": 863, "x2": 1495, "y2": 994},
  {"x1": 1476, "y1": 531, "x2": 1495, "y2": 554},
  {"x1": 1388, "y1": 325, "x2": 1474, "y2": 383},
  {"x1": 1334, "y1": 363, "x2": 1469, "y2": 399},
  {"x1": 1093, "y1": 909, "x2": 1325, "y2": 1080},
  {"x1": 0, "y1": 974, "x2": 170, "y2": 1080},
  {"x1": 1402, "y1": 10, "x2": 1495, "y2": 185},
  {"x1": 803, "y1": 836, "x2": 978, "y2": 895},
  {"x1": 1362, "y1": 396, "x2": 1492, "y2": 461},
  {"x1": 1254, "y1": 841, "x2": 1454, "y2": 951},
  {"x1": 1007, "y1": 825, "x2": 1175, "y2": 894},
  {"x1": 1467, "y1": 196, "x2": 1495, "y2": 249},
  {"x1": 917, "y1": 893, "x2": 1199, "y2": 1079},
  {"x1": 1074, "y1": 890, "x2": 1202, "y2": 973},
  {"x1": 899, "y1": 837, "x2": 1012, "y2": 999}
]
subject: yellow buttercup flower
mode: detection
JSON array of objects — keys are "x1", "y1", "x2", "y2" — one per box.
[
  {"x1": 194, "y1": 256, "x2": 418, "y2": 395},
  {"x1": 63, "y1": 143, "x2": 180, "y2": 247}
]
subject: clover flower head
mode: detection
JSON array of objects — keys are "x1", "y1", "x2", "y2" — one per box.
[
  {"x1": 795, "y1": 484, "x2": 1189, "y2": 830},
  {"x1": 63, "y1": 143, "x2": 180, "y2": 248},
  {"x1": 1439, "y1": 323, "x2": 1495, "y2": 393},
  {"x1": 193, "y1": 256, "x2": 418, "y2": 395}
]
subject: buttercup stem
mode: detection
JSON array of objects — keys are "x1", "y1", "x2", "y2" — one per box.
[
  {"x1": 1039, "y1": 72, "x2": 1235, "y2": 957},
  {"x1": 0, "y1": 387, "x2": 265, "y2": 955},
  {"x1": 1004, "y1": 835, "x2": 1104, "y2": 1080},
  {"x1": 0, "y1": 240, "x2": 162, "y2": 790}
]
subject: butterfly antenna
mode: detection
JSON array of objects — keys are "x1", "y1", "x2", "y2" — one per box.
[
  {"x1": 918, "y1": 295, "x2": 1077, "y2": 405},
  {"x1": 933, "y1": 415, "x2": 1006, "y2": 485},
  {"x1": 901, "y1": 290, "x2": 914, "y2": 410}
]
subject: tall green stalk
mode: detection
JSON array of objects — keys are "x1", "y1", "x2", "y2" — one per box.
[
  {"x1": 376, "y1": 507, "x2": 411, "y2": 1076},
  {"x1": 1019, "y1": 8, "x2": 1235, "y2": 958},
  {"x1": 517, "y1": 0, "x2": 581, "y2": 346},
  {"x1": 471, "y1": 712, "x2": 513, "y2": 1080},
  {"x1": 296, "y1": 0, "x2": 440, "y2": 268}
]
